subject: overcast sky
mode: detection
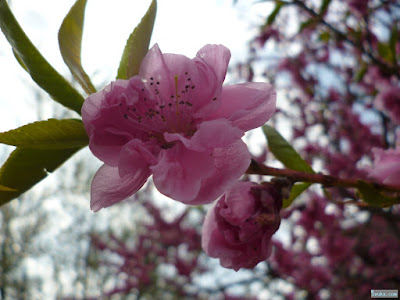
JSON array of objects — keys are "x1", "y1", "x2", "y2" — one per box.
[{"x1": 0, "y1": 0, "x2": 272, "y2": 131}]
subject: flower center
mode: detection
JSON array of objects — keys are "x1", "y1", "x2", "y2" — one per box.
[{"x1": 118, "y1": 72, "x2": 198, "y2": 147}]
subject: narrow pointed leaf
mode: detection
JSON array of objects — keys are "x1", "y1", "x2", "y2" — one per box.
[
  {"x1": 117, "y1": 0, "x2": 157, "y2": 79},
  {"x1": 0, "y1": 0, "x2": 84, "y2": 114},
  {"x1": 0, "y1": 119, "x2": 88, "y2": 149},
  {"x1": 389, "y1": 24, "x2": 398, "y2": 65},
  {"x1": 357, "y1": 181, "x2": 400, "y2": 208},
  {"x1": 265, "y1": 1, "x2": 285, "y2": 26},
  {"x1": 0, "y1": 147, "x2": 82, "y2": 205},
  {"x1": 319, "y1": 0, "x2": 331, "y2": 15},
  {"x1": 0, "y1": 184, "x2": 16, "y2": 192},
  {"x1": 263, "y1": 125, "x2": 314, "y2": 173},
  {"x1": 284, "y1": 182, "x2": 312, "y2": 208},
  {"x1": 58, "y1": 0, "x2": 96, "y2": 95}
]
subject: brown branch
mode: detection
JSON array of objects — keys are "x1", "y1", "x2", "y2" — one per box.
[
  {"x1": 289, "y1": 0, "x2": 400, "y2": 79},
  {"x1": 247, "y1": 160, "x2": 400, "y2": 193}
]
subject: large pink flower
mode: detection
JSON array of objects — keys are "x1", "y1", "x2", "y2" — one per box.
[
  {"x1": 202, "y1": 181, "x2": 282, "y2": 271},
  {"x1": 82, "y1": 44, "x2": 276, "y2": 211}
]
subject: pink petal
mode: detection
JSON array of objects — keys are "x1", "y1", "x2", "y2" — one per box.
[
  {"x1": 193, "y1": 44, "x2": 231, "y2": 117},
  {"x1": 139, "y1": 44, "x2": 180, "y2": 97},
  {"x1": 151, "y1": 144, "x2": 215, "y2": 203},
  {"x1": 139, "y1": 44, "x2": 225, "y2": 116},
  {"x1": 370, "y1": 147, "x2": 400, "y2": 185},
  {"x1": 164, "y1": 119, "x2": 245, "y2": 152},
  {"x1": 218, "y1": 181, "x2": 256, "y2": 225},
  {"x1": 196, "y1": 44, "x2": 231, "y2": 89},
  {"x1": 82, "y1": 80, "x2": 131, "y2": 136},
  {"x1": 82, "y1": 79, "x2": 146, "y2": 166},
  {"x1": 207, "y1": 82, "x2": 276, "y2": 131},
  {"x1": 90, "y1": 164, "x2": 151, "y2": 212},
  {"x1": 192, "y1": 139, "x2": 251, "y2": 205},
  {"x1": 202, "y1": 203, "x2": 240, "y2": 257},
  {"x1": 118, "y1": 139, "x2": 157, "y2": 177},
  {"x1": 385, "y1": 170, "x2": 400, "y2": 185},
  {"x1": 89, "y1": 116, "x2": 134, "y2": 166}
]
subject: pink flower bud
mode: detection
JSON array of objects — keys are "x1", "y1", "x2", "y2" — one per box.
[{"x1": 202, "y1": 181, "x2": 282, "y2": 271}]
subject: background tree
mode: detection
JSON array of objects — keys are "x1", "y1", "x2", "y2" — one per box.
[
  {"x1": 0, "y1": 0, "x2": 399, "y2": 299},
  {"x1": 237, "y1": 0, "x2": 400, "y2": 298}
]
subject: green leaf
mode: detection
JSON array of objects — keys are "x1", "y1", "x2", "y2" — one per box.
[
  {"x1": 0, "y1": 119, "x2": 89, "y2": 149},
  {"x1": 389, "y1": 24, "x2": 398, "y2": 65},
  {"x1": 58, "y1": 0, "x2": 96, "y2": 95},
  {"x1": 0, "y1": 184, "x2": 16, "y2": 192},
  {"x1": 283, "y1": 182, "x2": 312, "y2": 208},
  {"x1": 265, "y1": 1, "x2": 285, "y2": 27},
  {"x1": 117, "y1": 0, "x2": 157, "y2": 79},
  {"x1": 263, "y1": 125, "x2": 314, "y2": 173},
  {"x1": 319, "y1": 0, "x2": 331, "y2": 15},
  {"x1": 354, "y1": 64, "x2": 367, "y2": 82},
  {"x1": 0, "y1": 147, "x2": 82, "y2": 206},
  {"x1": 377, "y1": 42, "x2": 392, "y2": 63},
  {"x1": 357, "y1": 181, "x2": 400, "y2": 208},
  {"x1": 0, "y1": 0, "x2": 85, "y2": 115}
]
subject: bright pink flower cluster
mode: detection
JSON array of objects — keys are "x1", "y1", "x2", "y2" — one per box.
[
  {"x1": 202, "y1": 181, "x2": 282, "y2": 271},
  {"x1": 82, "y1": 44, "x2": 276, "y2": 211}
]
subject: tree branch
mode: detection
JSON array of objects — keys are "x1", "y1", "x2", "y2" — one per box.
[{"x1": 247, "y1": 160, "x2": 400, "y2": 193}]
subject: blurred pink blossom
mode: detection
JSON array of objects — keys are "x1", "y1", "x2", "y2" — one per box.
[
  {"x1": 369, "y1": 146, "x2": 400, "y2": 185},
  {"x1": 375, "y1": 86, "x2": 400, "y2": 125},
  {"x1": 82, "y1": 44, "x2": 276, "y2": 211},
  {"x1": 202, "y1": 181, "x2": 282, "y2": 271},
  {"x1": 347, "y1": 0, "x2": 369, "y2": 15}
]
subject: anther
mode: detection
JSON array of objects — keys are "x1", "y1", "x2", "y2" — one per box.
[{"x1": 174, "y1": 75, "x2": 180, "y2": 116}]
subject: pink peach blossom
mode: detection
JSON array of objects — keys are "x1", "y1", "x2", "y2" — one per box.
[
  {"x1": 202, "y1": 181, "x2": 282, "y2": 271},
  {"x1": 375, "y1": 86, "x2": 400, "y2": 125},
  {"x1": 82, "y1": 44, "x2": 276, "y2": 211},
  {"x1": 369, "y1": 147, "x2": 400, "y2": 185}
]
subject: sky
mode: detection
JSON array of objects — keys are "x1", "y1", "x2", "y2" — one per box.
[{"x1": 0, "y1": 0, "x2": 271, "y2": 134}]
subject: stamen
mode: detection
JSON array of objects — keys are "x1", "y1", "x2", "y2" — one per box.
[{"x1": 174, "y1": 75, "x2": 180, "y2": 116}]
